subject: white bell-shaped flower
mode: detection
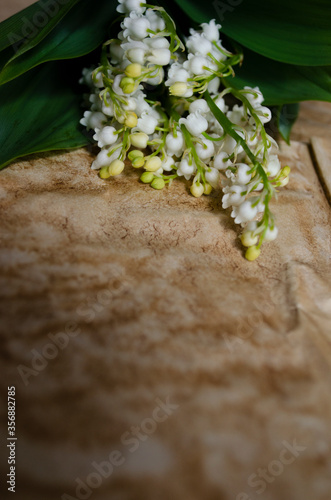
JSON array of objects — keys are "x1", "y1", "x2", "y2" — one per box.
[
  {"x1": 165, "y1": 63, "x2": 190, "y2": 85},
  {"x1": 122, "y1": 12, "x2": 151, "y2": 40},
  {"x1": 144, "y1": 37, "x2": 170, "y2": 49},
  {"x1": 145, "y1": 68, "x2": 164, "y2": 86},
  {"x1": 213, "y1": 151, "x2": 232, "y2": 170},
  {"x1": 91, "y1": 146, "x2": 121, "y2": 170},
  {"x1": 93, "y1": 126, "x2": 118, "y2": 148},
  {"x1": 214, "y1": 95, "x2": 228, "y2": 113},
  {"x1": 208, "y1": 77, "x2": 221, "y2": 94},
  {"x1": 136, "y1": 111, "x2": 158, "y2": 135},
  {"x1": 205, "y1": 167, "x2": 220, "y2": 187},
  {"x1": 189, "y1": 99, "x2": 209, "y2": 115},
  {"x1": 165, "y1": 130, "x2": 184, "y2": 155},
  {"x1": 186, "y1": 33, "x2": 212, "y2": 55},
  {"x1": 195, "y1": 136, "x2": 215, "y2": 160},
  {"x1": 80, "y1": 111, "x2": 107, "y2": 131},
  {"x1": 161, "y1": 156, "x2": 175, "y2": 172},
  {"x1": 222, "y1": 185, "x2": 246, "y2": 208},
  {"x1": 179, "y1": 112, "x2": 208, "y2": 136},
  {"x1": 264, "y1": 225, "x2": 278, "y2": 242},
  {"x1": 117, "y1": 0, "x2": 146, "y2": 15},
  {"x1": 145, "y1": 9, "x2": 166, "y2": 32},
  {"x1": 147, "y1": 48, "x2": 171, "y2": 66},
  {"x1": 231, "y1": 198, "x2": 259, "y2": 224},
  {"x1": 200, "y1": 19, "x2": 221, "y2": 42},
  {"x1": 255, "y1": 105, "x2": 272, "y2": 124},
  {"x1": 243, "y1": 86, "x2": 264, "y2": 107},
  {"x1": 177, "y1": 158, "x2": 197, "y2": 180},
  {"x1": 227, "y1": 104, "x2": 246, "y2": 126},
  {"x1": 266, "y1": 155, "x2": 281, "y2": 177},
  {"x1": 226, "y1": 163, "x2": 252, "y2": 185},
  {"x1": 184, "y1": 54, "x2": 215, "y2": 76},
  {"x1": 109, "y1": 42, "x2": 125, "y2": 64}
]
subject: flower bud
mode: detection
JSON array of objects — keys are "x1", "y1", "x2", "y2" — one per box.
[
  {"x1": 245, "y1": 246, "x2": 261, "y2": 261},
  {"x1": 240, "y1": 231, "x2": 259, "y2": 247},
  {"x1": 278, "y1": 176, "x2": 289, "y2": 186},
  {"x1": 127, "y1": 48, "x2": 146, "y2": 64},
  {"x1": 144, "y1": 156, "x2": 162, "y2": 172},
  {"x1": 123, "y1": 83, "x2": 136, "y2": 94},
  {"x1": 190, "y1": 182, "x2": 204, "y2": 198},
  {"x1": 99, "y1": 166, "x2": 111, "y2": 179},
  {"x1": 120, "y1": 76, "x2": 134, "y2": 89},
  {"x1": 203, "y1": 183, "x2": 213, "y2": 195},
  {"x1": 169, "y1": 82, "x2": 188, "y2": 97},
  {"x1": 151, "y1": 178, "x2": 165, "y2": 190},
  {"x1": 109, "y1": 159, "x2": 125, "y2": 176},
  {"x1": 128, "y1": 150, "x2": 144, "y2": 161},
  {"x1": 140, "y1": 172, "x2": 154, "y2": 184},
  {"x1": 130, "y1": 132, "x2": 149, "y2": 149},
  {"x1": 264, "y1": 226, "x2": 278, "y2": 242},
  {"x1": 125, "y1": 112, "x2": 138, "y2": 128},
  {"x1": 125, "y1": 63, "x2": 142, "y2": 78},
  {"x1": 281, "y1": 166, "x2": 291, "y2": 177},
  {"x1": 132, "y1": 156, "x2": 145, "y2": 168}
]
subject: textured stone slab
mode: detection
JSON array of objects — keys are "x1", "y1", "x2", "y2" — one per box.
[
  {"x1": 0, "y1": 139, "x2": 330, "y2": 500},
  {"x1": 291, "y1": 101, "x2": 331, "y2": 144},
  {"x1": 311, "y1": 136, "x2": 331, "y2": 204}
]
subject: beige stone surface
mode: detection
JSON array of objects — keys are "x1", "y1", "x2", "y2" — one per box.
[
  {"x1": 0, "y1": 127, "x2": 331, "y2": 500},
  {"x1": 1, "y1": 4, "x2": 331, "y2": 500},
  {"x1": 0, "y1": 0, "x2": 35, "y2": 22},
  {"x1": 311, "y1": 137, "x2": 331, "y2": 204},
  {"x1": 291, "y1": 101, "x2": 331, "y2": 144}
]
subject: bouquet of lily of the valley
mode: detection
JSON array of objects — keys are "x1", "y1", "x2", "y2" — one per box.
[{"x1": 0, "y1": 0, "x2": 330, "y2": 260}]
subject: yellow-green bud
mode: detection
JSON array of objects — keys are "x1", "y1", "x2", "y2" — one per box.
[
  {"x1": 99, "y1": 166, "x2": 111, "y2": 179},
  {"x1": 130, "y1": 132, "x2": 149, "y2": 149},
  {"x1": 122, "y1": 83, "x2": 136, "y2": 94},
  {"x1": 109, "y1": 159, "x2": 125, "y2": 176},
  {"x1": 203, "y1": 183, "x2": 213, "y2": 195},
  {"x1": 245, "y1": 245, "x2": 261, "y2": 261},
  {"x1": 278, "y1": 176, "x2": 289, "y2": 187},
  {"x1": 281, "y1": 166, "x2": 291, "y2": 177},
  {"x1": 240, "y1": 231, "x2": 259, "y2": 247},
  {"x1": 128, "y1": 150, "x2": 144, "y2": 161},
  {"x1": 169, "y1": 82, "x2": 188, "y2": 97},
  {"x1": 151, "y1": 178, "x2": 165, "y2": 190},
  {"x1": 144, "y1": 156, "x2": 162, "y2": 172},
  {"x1": 132, "y1": 157, "x2": 145, "y2": 168},
  {"x1": 140, "y1": 172, "x2": 154, "y2": 184},
  {"x1": 190, "y1": 182, "x2": 204, "y2": 198},
  {"x1": 124, "y1": 112, "x2": 138, "y2": 128},
  {"x1": 120, "y1": 76, "x2": 134, "y2": 89},
  {"x1": 117, "y1": 114, "x2": 125, "y2": 124},
  {"x1": 125, "y1": 63, "x2": 142, "y2": 78}
]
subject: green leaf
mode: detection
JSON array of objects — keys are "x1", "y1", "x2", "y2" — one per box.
[
  {"x1": 224, "y1": 48, "x2": 331, "y2": 106},
  {"x1": 0, "y1": 0, "x2": 118, "y2": 85},
  {"x1": 276, "y1": 103, "x2": 300, "y2": 144},
  {"x1": 0, "y1": 61, "x2": 90, "y2": 170},
  {"x1": 0, "y1": 0, "x2": 80, "y2": 60},
  {"x1": 173, "y1": 0, "x2": 331, "y2": 66}
]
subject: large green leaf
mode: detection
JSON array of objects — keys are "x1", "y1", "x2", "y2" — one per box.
[
  {"x1": 0, "y1": 0, "x2": 80, "y2": 59},
  {"x1": 276, "y1": 103, "x2": 300, "y2": 144},
  {"x1": 173, "y1": 0, "x2": 331, "y2": 66},
  {"x1": 224, "y1": 49, "x2": 331, "y2": 106},
  {"x1": 0, "y1": 61, "x2": 90, "y2": 170},
  {"x1": 0, "y1": 0, "x2": 118, "y2": 85}
]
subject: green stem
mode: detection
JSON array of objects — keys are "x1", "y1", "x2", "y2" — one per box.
[
  {"x1": 180, "y1": 124, "x2": 206, "y2": 183},
  {"x1": 204, "y1": 90, "x2": 270, "y2": 190}
]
